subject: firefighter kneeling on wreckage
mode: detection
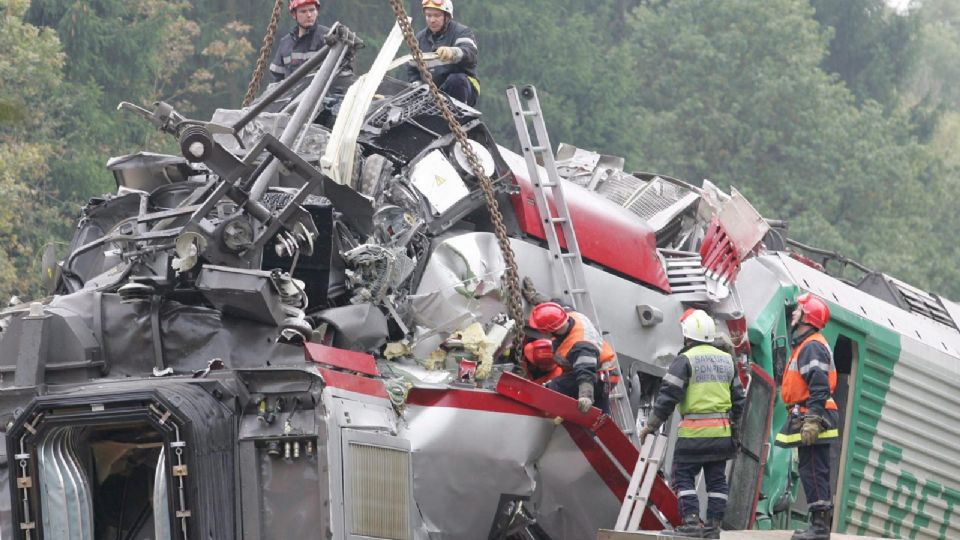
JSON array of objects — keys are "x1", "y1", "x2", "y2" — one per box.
[
  {"x1": 527, "y1": 301, "x2": 618, "y2": 414},
  {"x1": 639, "y1": 309, "x2": 745, "y2": 539},
  {"x1": 776, "y1": 293, "x2": 840, "y2": 540},
  {"x1": 523, "y1": 338, "x2": 564, "y2": 385}
]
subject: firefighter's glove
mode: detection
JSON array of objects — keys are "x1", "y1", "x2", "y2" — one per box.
[
  {"x1": 731, "y1": 423, "x2": 742, "y2": 451},
  {"x1": 801, "y1": 415, "x2": 825, "y2": 446},
  {"x1": 639, "y1": 414, "x2": 663, "y2": 445},
  {"x1": 577, "y1": 381, "x2": 594, "y2": 413},
  {"x1": 436, "y1": 46, "x2": 461, "y2": 63}
]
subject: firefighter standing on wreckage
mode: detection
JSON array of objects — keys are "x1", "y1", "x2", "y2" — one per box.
[
  {"x1": 775, "y1": 293, "x2": 840, "y2": 540},
  {"x1": 270, "y1": 0, "x2": 329, "y2": 81},
  {"x1": 639, "y1": 309, "x2": 745, "y2": 539}
]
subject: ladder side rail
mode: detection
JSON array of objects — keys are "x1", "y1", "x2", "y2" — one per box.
[
  {"x1": 626, "y1": 435, "x2": 668, "y2": 531},
  {"x1": 506, "y1": 89, "x2": 570, "y2": 275},
  {"x1": 521, "y1": 92, "x2": 600, "y2": 323},
  {"x1": 615, "y1": 437, "x2": 656, "y2": 530}
]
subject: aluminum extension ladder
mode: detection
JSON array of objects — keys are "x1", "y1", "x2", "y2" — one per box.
[
  {"x1": 615, "y1": 431, "x2": 670, "y2": 531},
  {"x1": 506, "y1": 85, "x2": 637, "y2": 440}
]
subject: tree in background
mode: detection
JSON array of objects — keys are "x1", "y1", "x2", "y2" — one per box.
[
  {"x1": 625, "y1": 0, "x2": 944, "y2": 290},
  {"x1": 0, "y1": 0, "x2": 73, "y2": 297},
  {"x1": 811, "y1": 0, "x2": 919, "y2": 110},
  {"x1": 1, "y1": 0, "x2": 959, "y2": 298}
]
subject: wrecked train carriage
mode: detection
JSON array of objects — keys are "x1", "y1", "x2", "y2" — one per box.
[{"x1": 0, "y1": 26, "x2": 706, "y2": 540}]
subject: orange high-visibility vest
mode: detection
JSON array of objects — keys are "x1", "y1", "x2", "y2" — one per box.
[
  {"x1": 781, "y1": 332, "x2": 837, "y2": 412},
  {"x1": 554, "y1": 312, "x2": 618, "y2": 378}
]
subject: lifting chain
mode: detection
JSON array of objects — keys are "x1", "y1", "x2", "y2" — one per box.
[
  {"x1": 242, "y1": 0, "x2": 286, "y2": 107},
  {"x1": 387, "y1": 0, "x2": 526, "y2": 359}
]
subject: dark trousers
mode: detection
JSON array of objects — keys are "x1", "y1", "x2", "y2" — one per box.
[
  {"x1": 798, "y1": 443, "x2": 833, "y2": 510},
  {"x1": 440, "y1": 73, "x2": 478, "y2": 106},
  {"x1": 672, "y1": 460, "x2": 729, "y2": 520},
  {"x1": 545, "y1": 372, "x2": 609, "y2": 414}
]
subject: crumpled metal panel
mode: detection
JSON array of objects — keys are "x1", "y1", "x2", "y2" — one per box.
[
  {"x1": 400, "y1": 401, "x2": 552, "y2": 538},
  {"x1": 409, "y1": 232, "x2": 509, "y2": 335},
  {"x1": 536, "y1": 426, "x2": 623, "y2": 540},
  {"x1": 504, "y1": 148, "x2": 670, "y2": 292},
  {"x1": 23, "y1": 290, "x2": 306, "y2": 380},
  {"x1": 400, "y1": 390, "x2": 626, "y2": 539}
]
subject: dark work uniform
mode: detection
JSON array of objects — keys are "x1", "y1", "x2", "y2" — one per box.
[
  {"x1": 775, "y1": 329, "x2": 840, "y2": 512},
  {"x1": 270, "y1": 23, "x2": 330, "y2": 81},
  {"x1": 406, "y1": 20, "x2": 479, "y2": 106},
  {"x1": 651, "y1": 343, "x2": 746, "y2": 520}
]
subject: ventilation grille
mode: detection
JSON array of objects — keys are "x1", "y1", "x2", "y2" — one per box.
[
  {"x1": 366, "y1": 86, "x2": 464, "y2": 131},
  {"x1": 662, "y1": 251, "x2": 707, "y2": 294},
  {"x1": 349, "y1": 442, "x2": 411, "y2": 540},
  {"x1": 857, "y1": 272, "x2": 958, "y2": 330},
  {"x1": 891, "y1": 278, "x2": 957, "y2": 329}
]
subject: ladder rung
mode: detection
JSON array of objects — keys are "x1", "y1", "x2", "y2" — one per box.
[
  {"x1": 523, "y1": 110, "x2": 539, "y2": 117},
  {"x1": 529, "y1": 146, "x2": 547, "y2": 153},
  {"x1": 568, "y1": 288, "x2": 587, "y2": 294},
  {"x1": 548, "y1": 217, "x2": 569, "y2": 224},
  {"x1": 559, "y1": 253, "x2": 579, "y2": 259}
]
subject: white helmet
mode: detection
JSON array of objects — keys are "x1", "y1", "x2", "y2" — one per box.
[
  {"x1": 422, "y1": 0, "x2": 453, "y2": 17},
  {"x1": 680, "y1": 309, "x2": 716, "y2": 343}
]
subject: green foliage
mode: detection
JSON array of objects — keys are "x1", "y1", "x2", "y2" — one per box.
[
  {"x1": 811, "y1": 0, "x2": 919, "y2": 109},
  {"x1": 0, "y1": 0, "x2": 72, "y2": 297},
  {"x1": 0, "y1": 0, "x2": 958, "y2": 301}
]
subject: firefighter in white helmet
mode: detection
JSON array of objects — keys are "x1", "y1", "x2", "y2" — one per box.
[
  {"x1": 407, "y1": 0, "x2": 480, "y2": 106},
  {"x1": 639, "y1": 309, "x2": 745, "y2": 539}
]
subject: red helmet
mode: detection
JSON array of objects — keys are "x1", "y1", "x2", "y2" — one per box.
[
  {"x1": 523, "y1": 339, "x2": 556, "y2": 370},
  {"x1": 797, "y1": 292, "x2": 830, "y2": 329},
  {"x1": 289, "y1": 0, "x2": 318, "y2": 12},
  {"x1": 528, "y1": 302, "x2": 569, "y2": 333}
]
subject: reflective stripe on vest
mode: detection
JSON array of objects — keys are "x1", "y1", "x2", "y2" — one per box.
[
  {"x1": 678, "y1": 417, "x2": 731, "y2": 438},
  {"x1": 781, "y1": 333, "x2": 838, "y2": 411},
  {"x1": 775, "y1": 428, "x2": 840, "y2": 444},
  {"x1": 555, "y1": 312, "x2": 617, "y2": 372},
  {"x1": 676, "y1": 344, "x2": 735, "y2": 438}
]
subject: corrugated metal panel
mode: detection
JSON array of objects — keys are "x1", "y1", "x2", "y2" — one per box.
[
  {"x1": 843, "y1": 340, "x2": 960, "y2": 540},
  {"x1": 348, "y1": 442, "x2": 411, "y2": 540}
]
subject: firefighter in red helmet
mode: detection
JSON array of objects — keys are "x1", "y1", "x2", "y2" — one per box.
[
  {"x1": 522, "y1": 339, "x2": 563, "y2": 385},
  {"x1": 775, "y1": 292, "x2": 839, "y2": 540},
  {"x1": 528, "y1": 302, "x2": 617, "y2": 413},
  {"x1": 270, "y1": 0, "x2": 330, "y2": 81}
]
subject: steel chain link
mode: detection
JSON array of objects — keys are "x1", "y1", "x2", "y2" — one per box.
[
  {"x1": 242, "y1": 0, "x2": 286, "y2": 108},
  {"x1": 388, "y1": 0, "x2": 526, "y2": 359}
]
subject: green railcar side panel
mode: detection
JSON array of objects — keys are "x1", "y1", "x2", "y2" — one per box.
[{"x1": 745, "y1": 253, "x2": 960, "y2": 539}]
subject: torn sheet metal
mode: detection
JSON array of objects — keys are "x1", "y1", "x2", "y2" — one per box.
[
  {"x1": 409, "y1": 232, "x2": 509, "y2": 332},
  {"x1": 321, "y1": 22, "x2": 406, "y2": 186},
  {"x1": 401, "y1": 386, "x2": 626, "y2": 539},
  {"x1": 401, "y1": 389, "x2": 552, "y2": 538},
  {"x1": 315, "y1": 304, "x2": 390, "y2": 352}
]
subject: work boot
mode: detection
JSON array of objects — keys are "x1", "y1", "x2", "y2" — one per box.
[
  {"x1": 670, "y1": 513, "x2": 703, "y2": 537},
  {"x1": 701, "y1": 517, "x2": 721, "y2": 539},
  {"x1": 791, "y1": 509, "x2": 832, "y2": 540}
]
